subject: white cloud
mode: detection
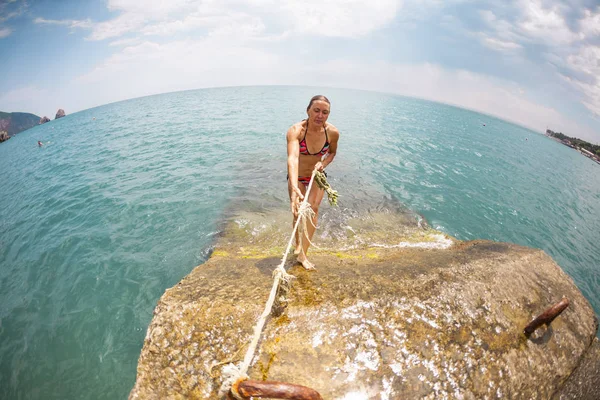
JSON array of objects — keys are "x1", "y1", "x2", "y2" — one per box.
[
  {"x1": 473, "y1": 10, "x2": 524, "y2": 54},
  {"x1": 87, "y1": 13, "x2": 146, "y2": 40},
  {"x1": 39, "y1": 0, "x2": 400, "y2": 41},
  {"x1": 280, "y1": 0, "x2": 400, "y2": 37},
  {"x1": 0, "y1": 0, "x2": 27, "y2": 37},
  {"x1": 34, "y1": 17, "x2": 94, "y2": 29},
  {"x1": 470, "y1": 2, "x2": 600, "y2": 124},
  {"x1": 479, "y1": 35, "x2": 523, "y2": 52},
  {"x1": 72, "y1": 38, "x2": 283, "y2": 109},
  {"x1": 478, "y1": 2, "x2": 579, "y2": 49},
  {"x1": 139, "y1": 12, "x2": 266, "y2": 38},
  {"x1": 478, "y1": 10, "x2": 523, "y2": 43},
  {"x1": 580, "y1": 9, "x2": 600, "y2": 39},
  {"x1": 517, "y1": 0, "x2": 579, "y2": 45},
  {"x1": 567, "y1": 45, "x2": 600, "y2": 77},
  {"x1": 106, "y1": 0, "x2": 195, "y2": 17},
  {"x1": 0, "y1": 27, "x2": 12, "y2": 38},
  {"x1": 565, "y1": 45, "x2": 600, "y2": 115},
  {"x1": 92, "y1": 2, "x2": 270, "y2": 40},
  {"x1": 108, "y1": 37, "x2": 143, "y2": 47},
  {"x1": 0, "y1": 0, "x2": 25, "y2": 23},
  {"x1": 35, "y1": 0, "x2": 199, "y2": 40}
]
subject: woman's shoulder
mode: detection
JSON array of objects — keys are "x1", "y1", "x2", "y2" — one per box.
[
  {"x1": 286, "y1": 121, "x2": 305, "y2": 140},
  {"x1": 325, "y1": 122, "x2": 340, "y2": 137},
  {"x1": 287, "y1": 120, "x2": 306, "y2": 135}
]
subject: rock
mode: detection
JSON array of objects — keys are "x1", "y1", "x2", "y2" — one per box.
[
  {"x1": 0, "y1": 111, "x2": 40, "y2": 136},
  {"x1": 553, "y1": 337, "x2": 600, "y2": 399},
  {"x1": 55, "y1": 109, "x2": 66, "y2": 119},
  {"x1": 39, "y1": 116, "x2": 51, "y2": 124},
  {"x1": 129, "y1": 209, "x2": 598, "y2": 399},
  {"x1": 0, "y1": 131, "x2": 9, "y2": 143}
]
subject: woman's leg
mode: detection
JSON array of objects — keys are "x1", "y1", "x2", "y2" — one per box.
[
  {"x1": 296, "y1": 184, "x2": 325, "y2": 270},
  {"x1": 289, "y1": 180, "x2": 308, "y2": 255}
]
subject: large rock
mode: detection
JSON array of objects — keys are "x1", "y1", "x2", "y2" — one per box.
[
  {"x1": 0, "y1": 111, "x2": 40, "y2": 136},
  {"x1": 553, "y1": 337, "x2": 600, "y2": 399},
  {"x1": 130, "y1": 209, "x2": 598, "y2": 399},
  {"x1": 55, "y1": 109, "x2": 66, "y2": 119},
  {"x1": 39, "y1": 116, "x2": 51, "y2": 124},
  {"x1": 0, "y1": 131, "x2": 9, "y2": 143}
]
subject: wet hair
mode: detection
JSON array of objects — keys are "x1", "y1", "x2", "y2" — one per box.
[{"x1": 307, "y1": 95, "x2": 331, "y2": 112}]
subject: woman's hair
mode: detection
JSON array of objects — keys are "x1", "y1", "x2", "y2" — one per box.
[{"x1": 307, "y1": 95, "x2": 330, "y2": 112}]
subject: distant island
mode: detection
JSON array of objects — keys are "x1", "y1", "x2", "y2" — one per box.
[
  {"x1": 0, "y1": 109, "x2": 67, "y2": 143},
  {"x1": 545, "y1": 129, "x2": 600, "y2": 164}
]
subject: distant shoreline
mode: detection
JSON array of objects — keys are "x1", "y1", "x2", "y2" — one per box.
[{"x1": 545, "y1": 129, "x2": 600, "y2": 165}]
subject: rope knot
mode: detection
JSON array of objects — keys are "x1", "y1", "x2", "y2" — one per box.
[
  {"x1": 273, "y1": 265, "x2": 294, "y2": 284},
  {"x1": 218, "y1": 363, "x2": 248, "y2": 399},
  {"x1": 297, "y1": 202, "x2": 315, "y2": 219}
]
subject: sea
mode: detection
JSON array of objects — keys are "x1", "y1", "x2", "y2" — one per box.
[{"x1": 1, "y1": 86, "x2": 599, "y2": 399}]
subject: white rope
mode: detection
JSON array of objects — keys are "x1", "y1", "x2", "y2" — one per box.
[
  {"x1": 219, "y1": 170, "x2": 319, "y2": 397},
  {"x1": 298, "y1": 201, "x2": 319, "y2": 250}
]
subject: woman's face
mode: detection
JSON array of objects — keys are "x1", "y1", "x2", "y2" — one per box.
[{"x1": 307, "y1": 100, "x2": 330, "y2": 126}]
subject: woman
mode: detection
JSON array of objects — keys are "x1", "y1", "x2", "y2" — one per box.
[{"x1": 287, "y1": 95, "x2": 340, "y2": 270}]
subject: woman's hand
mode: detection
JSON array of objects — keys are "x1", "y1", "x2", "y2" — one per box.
[
  {"x1": 290, "y1": 185, "x2": 304, "y2": 216},
  {"x1": 314, "y1": 162, "x2": 324, "y2": 172}
]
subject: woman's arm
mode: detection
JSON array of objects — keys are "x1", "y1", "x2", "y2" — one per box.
[
  {"x1": 287, "y1": 125, "x2": 304, "y2": 212},
  {"x1": 321, "y1": 126, "x2": 339, "y2": 170}
]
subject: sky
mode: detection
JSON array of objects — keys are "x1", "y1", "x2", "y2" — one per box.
[{"x1": 1, "y1": 0, "x2": 600, "y2": 143}]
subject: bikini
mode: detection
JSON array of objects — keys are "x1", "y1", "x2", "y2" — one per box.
[
  {"x1": 289, "y1": 121, "x2": 330, "y2": 187},
  {"x1": 299, "y1": 122, "x2": 330, "y2": 156}
]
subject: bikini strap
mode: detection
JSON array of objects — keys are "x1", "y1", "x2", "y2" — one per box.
[{"x1": 302, "y1": 120, "x2": 308, "y2": 142}]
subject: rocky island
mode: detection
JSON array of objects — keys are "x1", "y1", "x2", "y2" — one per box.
[
  {"x1": 0, "y1": 111, "x2": 41, "y2": 142},
  {"x1": 0, "y1": 109, "x2": 67, "y2": 143},
  {"x1": 129, "y1": 205, "x2": 599, "y2": 399}
]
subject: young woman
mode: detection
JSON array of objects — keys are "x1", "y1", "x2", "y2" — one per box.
[{"x1": 286, "y1": 95, "x2": 340, "y2": 270}]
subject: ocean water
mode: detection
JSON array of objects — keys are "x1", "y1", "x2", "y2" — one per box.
[{"x1": 1, "y1": 86, "x2": 599, "y2": 399}]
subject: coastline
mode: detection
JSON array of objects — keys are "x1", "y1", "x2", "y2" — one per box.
[{"x1": 545, "y1": 130, "x2": 600, "y2": 165}]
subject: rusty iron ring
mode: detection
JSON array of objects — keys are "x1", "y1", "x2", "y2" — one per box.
[
  {"x1": 524, "y1": 298, "x2": 570, "y2": 336},
  {"x1": 228, "y1": 379, "x2": 323, "y2": 400}
]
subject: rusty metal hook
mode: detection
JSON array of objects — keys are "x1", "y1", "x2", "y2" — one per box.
[
  {"x1": 524, "y1": 298, "x2": 570, "y2": 336},
  {"x1": 228, "y1": 379, "x2": 323, "y2": 400}
]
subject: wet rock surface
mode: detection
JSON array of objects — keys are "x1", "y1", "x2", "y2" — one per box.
[
  {"x1": 554, "y1": 337, "x2": 600, "y2": 400},
  {"x1": 130, "y1": 210, "x2": 598, "y2": 399}
]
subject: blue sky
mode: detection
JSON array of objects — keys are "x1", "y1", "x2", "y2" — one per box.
[{"x1": 1, "y1": 0, "x2": 600, "y2": 143}]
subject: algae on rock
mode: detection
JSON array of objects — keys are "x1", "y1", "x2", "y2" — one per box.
[{"x1": 130, "y1": 209, "x2": 598, "y2": 399}]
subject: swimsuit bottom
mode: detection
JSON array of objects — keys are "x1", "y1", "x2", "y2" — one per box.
[{"x1": 287, "y1": 171, "x2": 327, "y2": 188}]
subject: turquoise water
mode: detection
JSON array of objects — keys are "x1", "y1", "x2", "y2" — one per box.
[{"x1": 1, "y1": 86, "x2": 599, "y2": 399}]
